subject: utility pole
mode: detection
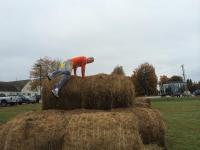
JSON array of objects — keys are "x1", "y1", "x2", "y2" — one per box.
[
  {"x1": 36, "y1": 63, "x2": 42, "y2": 103},
  {"x1": 181, "y1": 64, "x2": 188, "y2": 91},
  {"x1": 181, "y1": 64, "x2": 186, "y2": 81},
  {"x1": 39, "y1": 65, "x2": 42, "y2": 97}
]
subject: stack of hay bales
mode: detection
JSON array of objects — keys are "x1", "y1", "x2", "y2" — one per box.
[
  {"x1": 0, "y1": 74, "x2": 167, "y2": 150},
  {"x1": 42, "y1": 74, "x2": 135, "y2": 110},
  {"x1": 0, "y1": 111, "x2": 145, "y2": 150}
]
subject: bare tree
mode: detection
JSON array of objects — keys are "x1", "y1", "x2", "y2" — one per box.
[{"x1": 30, "y1": 56, "x2": 60, "y2": 90}]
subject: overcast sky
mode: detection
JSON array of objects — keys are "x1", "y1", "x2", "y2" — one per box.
[{"x1": 0, "y1": 0, "x2": 199, "y2": 82}]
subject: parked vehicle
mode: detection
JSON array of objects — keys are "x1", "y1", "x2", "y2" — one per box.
[
  {"x1": 172, "y1": 92, "x2": 181, "y2": 97},
  {"x1": 8, "y1": 95, "x2": 21, "y2": 104},
  {"x1": 160, "y1": 93, "x2": 167, "y2": 97},
  {"x1": 17, "y1": 95, "x2": 37, "y2": 104},
  {"x1": 17, "y1": 95, "x2": 31, "y2": 104},
  {"x1": 0, "y1": 95, "x2": 15, "y2": 107},
  {"x1": 193, "y1": 89, "x2": 200, "y2": 96},
  {"x1": 27, "y1": 95, "x2": 37, "y2": 104},
  {"x1": 35, "y1": 95, "x2": 41, "y2": 103},
  {"x1": 182, "y1": 91, "x2": 191, "y2": 97}
]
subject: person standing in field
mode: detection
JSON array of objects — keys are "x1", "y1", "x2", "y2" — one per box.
[{"x1": 48, "y1": 56, "x2": 94, "y2": 98}]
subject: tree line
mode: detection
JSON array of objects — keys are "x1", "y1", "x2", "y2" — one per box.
[{"x1": 30, "y1": 57, "x2": 200, "y2": 96}]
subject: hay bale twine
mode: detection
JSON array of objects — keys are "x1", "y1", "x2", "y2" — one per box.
[
  {"x1": 0, "y1": 110, "x2": 145, "y2": 150},
  {"x1": 42, "y1": 74, "x2": 135, "y2": 110},
  {"x1": 132, "y1": 108, "x2": 167, "y2": 149},
  {"x1": 134, "y1": 97, "x2": 151, "y2": 108}
]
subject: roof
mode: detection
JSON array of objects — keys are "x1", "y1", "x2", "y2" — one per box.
[
  {"x1": 0, "y1": 80, "x2": 30, "y2": 92},
  {"x1": 162, "y1": 81, "x2": 186, "y2": 85},
  {"x1": 0, "y1": 83, "x2": 19, "y2": 92},
  {"x1": 9, "y1": 80, "x2": 30, "y2": 91}
]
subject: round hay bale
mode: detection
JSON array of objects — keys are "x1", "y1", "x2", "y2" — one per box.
[
  {"x1": 132, "y1": 108, "x2": 167, "y2": 149},
  {"x1": 0, "y1": 110, "x2": 145, "y2": 150},
  {"x1": 42, "y1": 74, "x2": 135, "y2": 110},
  {"x1": 144, "y1": 144, "x2": 163, "y2": 150},
  {"x1": 0, "y1": 123, "x2": 2, "y2": 131},
  {"x1": 111, "y1": 107, "x2": 167, "y2": 149},
  {"x1": 134, "y1": 97, "x2": 151, "y2": 108},
  {"x1": 0, "y1": 111, "x2": 67, "y2": 150}
]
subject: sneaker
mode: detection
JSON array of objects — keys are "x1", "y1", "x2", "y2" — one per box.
[
  {"x1": 47, "y1": 73, "x2": 53, "y2": 80},
  {"x1": 52, "y1": 88, "x2": 59, "y2": 98}
]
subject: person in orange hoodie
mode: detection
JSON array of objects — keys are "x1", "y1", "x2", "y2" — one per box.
[{"x1": 48, "y1": 56, "x2": 94, "y2": 98}]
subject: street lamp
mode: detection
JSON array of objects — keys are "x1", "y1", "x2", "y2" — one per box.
[{"x1": 36, "y1": 64, "x2": 42, "y2": 102}]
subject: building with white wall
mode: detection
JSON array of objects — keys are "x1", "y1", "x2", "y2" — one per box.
[
  {"x1": 21, "y1": 81, "x2": 40, "y2": 96},
  {"x1": 0, "y1": 80, "x2": 40, "y2": 97},
  {"x1": 160, "y1": 81, "x2": 187, "y2": 95}
]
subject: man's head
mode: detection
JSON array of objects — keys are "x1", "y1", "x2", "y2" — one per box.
[{"x1": 87, "y1": 57, "x2": 94, "y2": 64}]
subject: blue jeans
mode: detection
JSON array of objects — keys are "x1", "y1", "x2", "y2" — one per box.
[{"x1": 50, "y1": 60, "x2": 72, "y2": 91}]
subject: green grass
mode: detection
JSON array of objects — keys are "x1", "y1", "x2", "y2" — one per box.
[
  {"x1": 0, "y1": 97, "x2": 200, "y2": 150},
  {"x1": 152, "y1": 97, "x2": 200, "y2": 150},
  {"x1": 0, "y1": 103, "x2": 41, "y2": 124}
]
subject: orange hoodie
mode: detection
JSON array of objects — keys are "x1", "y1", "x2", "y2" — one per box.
[{"x1": 70, "y1": 56, "x2": 87, "y2": 78}]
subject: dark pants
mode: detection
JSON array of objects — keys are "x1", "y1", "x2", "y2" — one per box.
[{"x1": 51, "y1": 70, "x2": 71, "y2": 91}]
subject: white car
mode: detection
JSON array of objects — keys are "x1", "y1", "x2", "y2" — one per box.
[
  {"x1": 9, "y1": 95, "x2": 20, "y2": 103},
  {"x1": 15, "y1": 95, "x2": 35, "y2": 104},
  {"x1": 0, "y1": 96, "x2": 14, "y2": 107},
  {"x1": 24, "y1": 96, "x2": 37, "y2": 104}
]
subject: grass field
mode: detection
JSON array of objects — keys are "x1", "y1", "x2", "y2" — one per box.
[
  {"x1": 0, "y1": 97, "x2": 200, "y2": 150},
  {"x1": 0, "y1": 103, "x2": 41, "y2": 124},
  {"x1": 151, "y1": 97, "x2": 200, "y2": 150}
]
